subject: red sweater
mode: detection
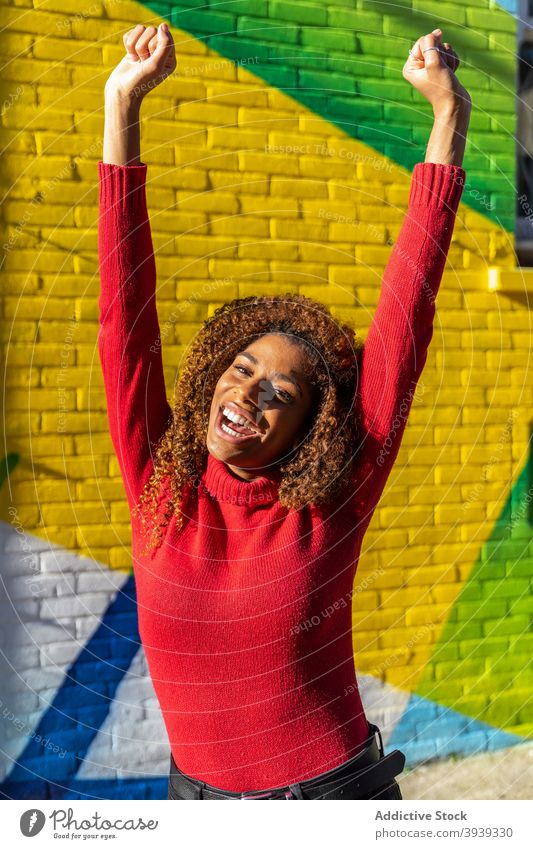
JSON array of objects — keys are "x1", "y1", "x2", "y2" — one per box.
[{"x1": 97, "y1": 159, "x2": 465, "y2": 791}]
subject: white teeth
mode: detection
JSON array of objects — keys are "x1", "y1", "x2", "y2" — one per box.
[
  {"x1": 222, "y1": 406, "x2": 256, "y2": 431},
  {"x1": 221, "y1": 421, "x2": 250, "y2": 438}
]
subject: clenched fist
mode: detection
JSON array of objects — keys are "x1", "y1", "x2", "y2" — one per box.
[{"x1": 105, "y1": 22, "x2": 177, "y2": 103}]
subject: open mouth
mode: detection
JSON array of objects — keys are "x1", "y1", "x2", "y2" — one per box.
[{"x1": 215, "y1": 405, "x2": 260, "y2": 443}]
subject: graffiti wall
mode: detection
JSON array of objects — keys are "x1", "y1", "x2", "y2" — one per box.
[{"x1": 0, "y1": 0, "x2": 530, "y2": 799}]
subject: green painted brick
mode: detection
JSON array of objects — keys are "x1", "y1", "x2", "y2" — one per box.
[
  {"x1": 302, "y1": 28, "x2": 356, "y2": 53},
  {"x1": 299, "y1": 69, "x2": 355, "y2": 94},
  {"x1": 253, "y1": 62, "x2": 297, "y2": 87},
  {"x1": 507, "y1": 597, "x2": 533, "y2": 615},
  {"x1": 357, "y1": 33, "x2": 408, "y2": 58},
  {"x1": 489, "y1": 33, "x2": 518, "y2": 53},
  {"x1": 327, "y1": 7, "x2": 383, "y2": 32},
  {"x1": 237, "y1": 16, "x2": 299, "y2": 44},
  {"x1": 268, "y1": 43, "x2": 325, "y2": 69},
  {"x1": 457, "y1": 601, "x2": 507, "y2": 619},
  {"x1": 270, "y1": 1, "x2": 327, "y2": 26},
  {"x1": 328, "y1": 55, "x2": 384, "y2": 78},
  {"x1": 210, "y1": 0, "x2": 268, "y2": 14},
  {"x1": 357, "y1": 80, "x2": 408, "y2": 101},
  {"x1": 171, "y1": 8, "x2": 235, "y2": 32},
  {"x1": 466, "y1": 8, "x2": 515, "y2": 33},
  {"x1": 358, "y1": 124, "x2": 412, "y2": 143},
  {"x1": 458, "y1": 638, "x2": 509, "y2": 658},
  {"x1": 435, "y1": 659, "x2": 486, "y2": 679},
  {"x1": 207, "y1": 34, "x2": 270, "y2": 61},
  {"x1": 326, "y1": 96, "x2": 383, "y2": 120},
  {"x1": 412, "y1": 1, "x2": 467, "y2": 25},
  {"x1": 482, "y1": 616, "x2": 531, "y2": 637}
]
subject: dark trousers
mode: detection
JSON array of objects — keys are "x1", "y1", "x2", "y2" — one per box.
[{"x1": 167, "y1": 723, "x2": 404, "y2": 800}]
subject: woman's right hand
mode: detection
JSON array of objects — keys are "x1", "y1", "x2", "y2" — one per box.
[{"x1": 104, "y1": 22, "x2": 176, "y2": 104}]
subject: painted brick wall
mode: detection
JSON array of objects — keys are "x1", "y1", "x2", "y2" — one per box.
[{"x1": 0, "y1": 0, "x2": 530, "y2": 799}]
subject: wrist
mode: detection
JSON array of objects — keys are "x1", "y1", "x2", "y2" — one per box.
[
  {"x1": 433, "y1": 100, "x2": 471, "y2": 126},
  {"x1": 104, "y1": 87, "x2": 143, "y2": 117}
]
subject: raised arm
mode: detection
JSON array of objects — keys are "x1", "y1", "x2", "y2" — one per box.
[
  {"x1": 98, "y1": 22, "x2": 176, "y2": 511},
  {"x1": 346, "y1": 27, "x2": 471, "y2": 524}
]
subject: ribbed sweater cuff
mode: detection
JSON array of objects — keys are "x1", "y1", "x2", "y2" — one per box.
[
  {"x1": 409, "y1": 162, "x2": 465, "y2": 212},
  {"x1": 98, "y1": 160, "x2": 148, "y2": 216}
]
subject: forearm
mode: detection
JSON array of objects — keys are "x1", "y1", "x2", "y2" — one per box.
[
  {"x1": 424, "y1": 105, "x2": 471, "y2": 166},
  {"x1": 103, "y1": 91, "x2": 142, "y2": 166}
]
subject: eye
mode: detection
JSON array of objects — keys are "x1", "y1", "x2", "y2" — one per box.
[{"x1": 233, "y1": 365, "x2": 293, "y2": 403}]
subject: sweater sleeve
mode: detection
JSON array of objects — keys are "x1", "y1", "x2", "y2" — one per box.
[
  {"x1": 347, "y1": 162, "x2": 465, "y2": 525},
  {"x1": 97, "y1": 160, "x2": 172, "y2": 512}
]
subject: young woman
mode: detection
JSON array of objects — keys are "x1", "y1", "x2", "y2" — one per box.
[{"x1": 98, "y1": 22, "x2": 471, "y2": 800}]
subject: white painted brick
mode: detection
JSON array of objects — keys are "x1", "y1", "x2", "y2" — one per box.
[
  {"x1": 76, "y1": 570, "x2": 127, "y2": 592},
  {"x1": 40, "y1": 593, "x2": 114, "y2": 618}
]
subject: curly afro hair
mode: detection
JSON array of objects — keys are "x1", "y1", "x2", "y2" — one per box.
[{"x1": 131, "y1": 292, "x2": 364, "y2": 555}]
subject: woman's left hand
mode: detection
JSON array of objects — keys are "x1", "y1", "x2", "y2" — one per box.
[{"x1": 402, "y1": 28, "x2": 472, "y2": 116}]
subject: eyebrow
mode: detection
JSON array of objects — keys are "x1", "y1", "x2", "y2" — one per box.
[{"x1": 237, "y1": 351, "x2": 304, "y2": 397}]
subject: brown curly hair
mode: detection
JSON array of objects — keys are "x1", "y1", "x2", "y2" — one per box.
[{"x1": 131, "y1": 293, "x2": 364, "y2": 555}]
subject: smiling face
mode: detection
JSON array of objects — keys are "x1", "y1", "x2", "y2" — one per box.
[{"x1": 206, "y1": 333, "x2": 318, "y2": 481}]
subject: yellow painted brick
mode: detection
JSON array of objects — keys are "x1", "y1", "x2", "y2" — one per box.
[
  {"x1": 76, "y1": 525, "x2": 131, "y2": 547},
  {"x1": 271, "y1": 177, "x2": 327, "y2": 198},
  {"x1": 270, "y1": 220, "x2": 328, "y2": 241},
  {"x1": 15, "y1": 480, "x2": 71, "y2": 503},
  {"x1": 175, "y1": 146, "x2": 238, "y2": 171},
  {"x1": 176, "y1": 57, "x2": 234, "y2": 82},
  {"x1": 237, "y1": 283, "x2": 288, "y2": 298},
  {"x1": 239, "y1": 242, "x2": 298, "y2": 260},
  {"x1": 111, "y1": 503, "x2": 131, "y2": 523},
  {"x1": 489, "y1": 387, "x2": 529, "y2": 407},
  {"x1": 378, "y1": 506, "x2": 433, "y2": 528},
  {"x1": 38, "y1": 321, "x2": 96, "y2": 342},
  {"x1": 178, "y1": 102, "x2": 237, "y2": 125},
  {"x1": 433, "y1": 426, "x2": 484, "y2": 445},
  {"x1": 6, "y1": 506, "x2": 40, "y2": 528},
  {"x1": 4, "y1": 413, "x2": 40, "y2": 435},
  {"x1": 208, "y1": 127, "x2": 267, "y2": 150},
  {"x1": 176, "y1": 191, "x2": 238, "y2": 213},
  {"x1": 41, "y1": 412, "x2": 108, "y2": 433},
  {"x1": 74, "y1": 434, "x2": 114, "y2": 453},
  {"x1": 330, "y1": 223, "x2": 386, "y2": 243},
  {"x1": 355, "y1": 245, "x2": 393, "y2": 264},
  {"x1": 0, "y1": 273, "x2": 39, "y2": 295},
  {"x1": 353, "y1": 608, "x2": 406, "y2": 629},
  {"x1": 210, "y1": 259, "x2": 268, "y2": 279},
  {"x1": 407, "y1": 485, "x2": 451, "y2": 505},
  {"x1": 409, "y1": 525, "x2": 460, "y2": 544},
  {"x1": 207, "y1": 170, "x2": 267, "y2": 193},
  {"x1": 9, "y1": 435, "x2": 75, "y2": 454},
  {"x1": 40, "y1": 367, "x2": 92, "y2": 387},
  {"x1": 298, "y1": 285, "x2": 356, "y2": 305},
  {"x1": 2, "y1": 7, "x2": 68, "y2": 34},
  {"x1": 300, "y1": 156, "x2": 353, "y2": 180},
  {"x1": 4, "y1": 297, "x2": 76, "y2": 320},
  {"x1": 75, "y1": 478, "x2": 124, "y2": 501},
  {"x1": 238, "y1": 151, "x2": 299, "y2": 176},
  {"x1": 487, "y1": 312, "x2": 531, "y2": 330},
  {"x1": 486, "y1": 351, "x2": 530, "y2": 368},
  {"x1": 435, "y1": 464, "x2": 484, "y2": 484},
  {"x1": 109, "y1": 547, "x2": 133, "y2": 569},
  {"x1": 329, "y1": 266, "x2": 376, "y2": 286},
  {"x1": 210, "y1": 217, "x2": 269, "y2": 237},
  {"x1": 435, "y1": 503, "x2": 484, "y2": 524},
  {"x1": 8, "y1": 389, "x2": 75, "y2": 410},
  {"x1": 240, "y1": 196, "x2": 298, "y2": 216},
  {"x1": 175, "y1": 235, "x2": 236, "y2": 258},
  {"x1": 299, "y1": 243, "x2": 353, "y2": 264},
  {"x1": 405, "y1": 604, "x2": 449, "y2": 627},
  {"x1": 5, "y1": 368, "x2": 39, "y2": 387},
  {"x1": 379, "y1": 626, "x2": 435, "y2": 649},
  {"x1": 271, "y1": 261, "x2": 327, "y2": 285},
  {"x1": 206, "y1": 82, "x2": 268, "y2": 108}
]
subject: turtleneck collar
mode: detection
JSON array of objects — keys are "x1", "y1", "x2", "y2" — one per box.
[{"x1": 201, "y1": 452, "x2": 282, "y2": 506}]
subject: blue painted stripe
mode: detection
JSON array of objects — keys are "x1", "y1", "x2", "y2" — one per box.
[
  {"x1": 389, "y1": 693, "x2": 525, "y2": 765},
  {"x1": 0, "y1": 573, "x2": 140, "y2": 798}
]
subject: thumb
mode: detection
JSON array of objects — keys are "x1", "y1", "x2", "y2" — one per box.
[{"x1": 421, "y1": 29, "x2": 444, "y2": 69}]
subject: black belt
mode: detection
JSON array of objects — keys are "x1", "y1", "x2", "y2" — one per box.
[{"x1": 168, "y1": 723, "x2": 406, "y2": 800}]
